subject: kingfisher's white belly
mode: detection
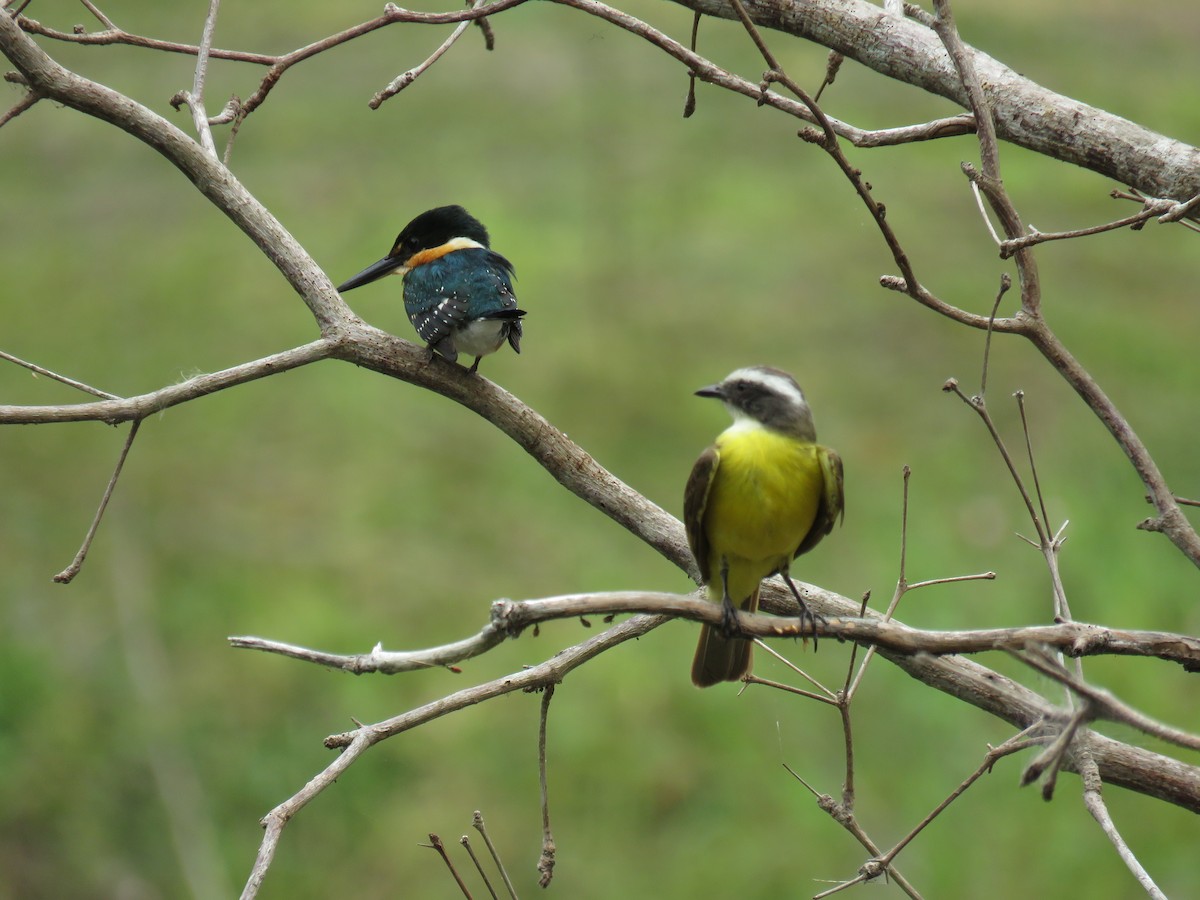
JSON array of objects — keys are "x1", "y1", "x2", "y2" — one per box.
[{"x1": 454, "y1": 318, "x2": 509, "y2": 357}]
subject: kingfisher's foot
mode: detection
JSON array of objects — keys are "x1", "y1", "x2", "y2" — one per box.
[{"x1": 468, "y1": 356, "x2": 482, "y2": 374}]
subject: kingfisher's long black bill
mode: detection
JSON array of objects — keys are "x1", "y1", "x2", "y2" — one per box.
[
  {"x1": 695, "y1": 384, "x2": 723, "y2": 399},
  {"x1": 336, "y1": 255, "x2": 404, "y2": 293}
]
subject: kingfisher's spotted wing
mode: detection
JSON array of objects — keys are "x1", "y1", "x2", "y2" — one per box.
[{"x1": 404, "y1": 285, "x2": 471, "y2": 357}]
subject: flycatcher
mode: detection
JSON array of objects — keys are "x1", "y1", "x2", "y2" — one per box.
[{"x1": 684, "y1": 366, "x2": 844, "y2": 687}]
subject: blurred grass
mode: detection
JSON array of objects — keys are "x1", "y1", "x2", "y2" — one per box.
[{"x1": 2, "y1": 1, "x2": 1199, "y2": 897}]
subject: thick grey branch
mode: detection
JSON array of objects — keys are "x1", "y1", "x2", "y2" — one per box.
[
  {"x1": 666, "y1": 0, "x2": 1200, "y2": 201},
  {"x1": 330, "y1": 323, "x2": 692, "y2": 570}
]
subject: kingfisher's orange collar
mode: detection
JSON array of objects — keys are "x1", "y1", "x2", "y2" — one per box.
[{"x1": 396, "y1": 236, "x2": 485, "y2": 272}]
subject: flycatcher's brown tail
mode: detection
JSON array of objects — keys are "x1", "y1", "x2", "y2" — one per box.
[{"x1": 690, "y1": 587, "x2": 758, "y2": 687}]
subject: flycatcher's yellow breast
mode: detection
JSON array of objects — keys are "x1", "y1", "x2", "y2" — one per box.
[{"x1": 704, "y1": 422, "x2": 823, "y2": 579}]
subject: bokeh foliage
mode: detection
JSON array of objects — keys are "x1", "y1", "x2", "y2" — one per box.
[{"x1": 2, "y1": 1, "x2": 1198, "y2": 897}]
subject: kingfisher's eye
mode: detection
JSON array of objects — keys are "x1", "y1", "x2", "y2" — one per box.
[{"x1": 732, "y1": 380, "x2": 749, "y2": 394}]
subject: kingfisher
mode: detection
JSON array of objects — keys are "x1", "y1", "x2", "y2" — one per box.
[
  {"x1": 684, "y1": 366, "x2": 844, "y2": 687},
  {"x1": 337, "y1": 205, "x2": 526, "y2": 373}
]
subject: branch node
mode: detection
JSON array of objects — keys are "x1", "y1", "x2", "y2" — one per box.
[{"x1": 859, "y1": 857, "x2": 887, "y2": 881}]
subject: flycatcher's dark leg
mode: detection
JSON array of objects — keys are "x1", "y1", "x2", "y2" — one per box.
[
  {"x1": 780, "y1": 568, "x2": 825, "y2": 650},
  {"x1": 718, "y1": 557, "x2": 740, "y2": 639}
]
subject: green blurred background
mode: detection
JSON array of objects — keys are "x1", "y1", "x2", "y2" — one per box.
[{"x1": 2, "y1": 1, "x2": 1198, "y2": 896}]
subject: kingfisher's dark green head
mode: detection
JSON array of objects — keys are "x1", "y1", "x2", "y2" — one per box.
[
  {"x1": 337, "y1": 205, "x2": 491, "y2": 292},
  {"x1": 392, "y1": 205, "x2": 490, "y2": 260}
]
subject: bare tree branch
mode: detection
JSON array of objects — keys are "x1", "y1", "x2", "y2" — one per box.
[
  {"x1": 6, "y1": 3, "x2": 1199, "y2": 894},
  {"x1": 236, "y1": 590, "x2": 1200, "y2": 673},
  {"x1": 1079, "y1": 751, "x2": 1168, "y2": 900},
  {"x1": 53, "y1": 419, "x2": 141, "y2": 584},
  {"x1": 0, "y1": 14, "x2": 352, "y2": 334},
  {"x1": 665, "y1": 0, "x2": 1200, "y2": 202},
  {"x1": 227, "y1": 583, "x2": 1200, "y2": 899},
  {"x1": 184, "y1": 0, "x2": 222, "y2": 155},
  {"x1": 238, "y1": 614, "x2": 664, "y2": 900},
  {"x1": 369, "y1": 0, "x2": 491, "y2": 109},
  {"x1": 0, "y1": 340, "x2": 336, "y2": 424}
]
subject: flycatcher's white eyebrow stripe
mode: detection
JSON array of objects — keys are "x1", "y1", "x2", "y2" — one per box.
[{"x1": 725, "y1": 367, "x2": 807, "y2": 408}]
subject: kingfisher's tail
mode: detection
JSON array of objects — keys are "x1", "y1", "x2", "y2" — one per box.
[{"x1": 690, "y1": 586, "x2": 759, "y2": 687}]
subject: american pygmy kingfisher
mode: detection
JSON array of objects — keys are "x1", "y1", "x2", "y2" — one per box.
[{"x1": 337, "y1": 205, "x2": 526, "y2": 373}]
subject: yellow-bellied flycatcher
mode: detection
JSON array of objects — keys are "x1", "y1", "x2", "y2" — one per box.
[{"x1": 684, "y1": 366, "x2": 844, "y2": 687}]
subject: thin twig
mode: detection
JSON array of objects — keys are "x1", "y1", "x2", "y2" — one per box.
[
  {"x1": 682, "y1": 10, "x2": 700, "y2": 117},
  {"x1": 79, "y1": 0, "x2": 117, "y2": 29},
  {"x1": 1111, "y1": 188, "x2": 1200, "y2": 230},
  {"x1": 840, "y1": 593, "x2": 871, "y2": 703},
  {"x1": 979, "y1": 273, "x2": 1011, "y2": 396},
  {"x1": 472, "y1": 811, "x2": 517, "y2": 900},
  {"x1": 0, "y1": 86, "x2": 41, "y2": 127},
  {"x1": 19, "y1": 16, "x2": 276, "y2": 63},
  {"x1": 536, "y1": 685, "x2": 557, "y2": 888},
  {"x1": 1078, "y1": 752, "x2": 1168, "y2": 900},
  {"x1": 460, "y1": 836, "x2": 500, "y2": 900},
  {"x1": 1022, "y1": 703, "x2": 1088, "y2": 799},
  {"x1": 814, "y1": 51, "x2": 842, "y2": 101},
  {"x1": 369, "y1": 0, "x2": 488, "y2": 109},
  {"x1": 943, "y1": 378, "x2": 1048, "y2": 545},
  {"x1": 847, "y1": 466, "x2": 910, "y2": 699},
  {"x1": 190, "y1": 0, "x2": 221, "y2": 155},
  {"x1": 742, "y1": 670, "x2": 838, "y2": 704},
  {"x1": 0, "y1": 349, "x2": 118, "y2": 398},
  {"x1": 905, "y1": 572, "x2": 996, "y2": 590},
  {"x1": 1000, "y1": 206, "x2": 1177, "y2": 258},
  {"x1": 1013, "y1": 647, "x2": 1200, "y2": 753},
  {"x1": 0, "y1": 339, "x2": 335, "y2": 424},
  {"x1": 782, "y1": 764, "x2": 921, "y2": 897},
  {"x1": 821, "y1": 727, "x2": 1045, "y2": 897},
  {"x1": 470, "y1": 0, "x2": 496, "y2": 50},
  {"x1": 237, "y1": 615, "x2": 663, "y2": 899},
  {"x1": 750, "y1": 640, "x2": 838, "y2": 699},
  {"x1": 1014, "y1": 391, "x2": 1053, "y2": 551},
  {"x1": 969, "y1": 178, "x2": 1003, "y2": 245},
  {"x1": 897, "y1": 464, "x2": 911, "y2": 591},
  {"x1": 53, "y1": 419, "x2": 142, "y2": 584},
  {"x1": 932, "y1": 0, "x2": 1044, "y2": 326},
  {"x1": 423, "y1": 834, "x2": 474, "y2": 899},
  {"x1": 838, "y1": 691, "x2": 856, "y2": 812},
  {"x1": 724, "y1": 0, "x2": 781, "y2": 72}
]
